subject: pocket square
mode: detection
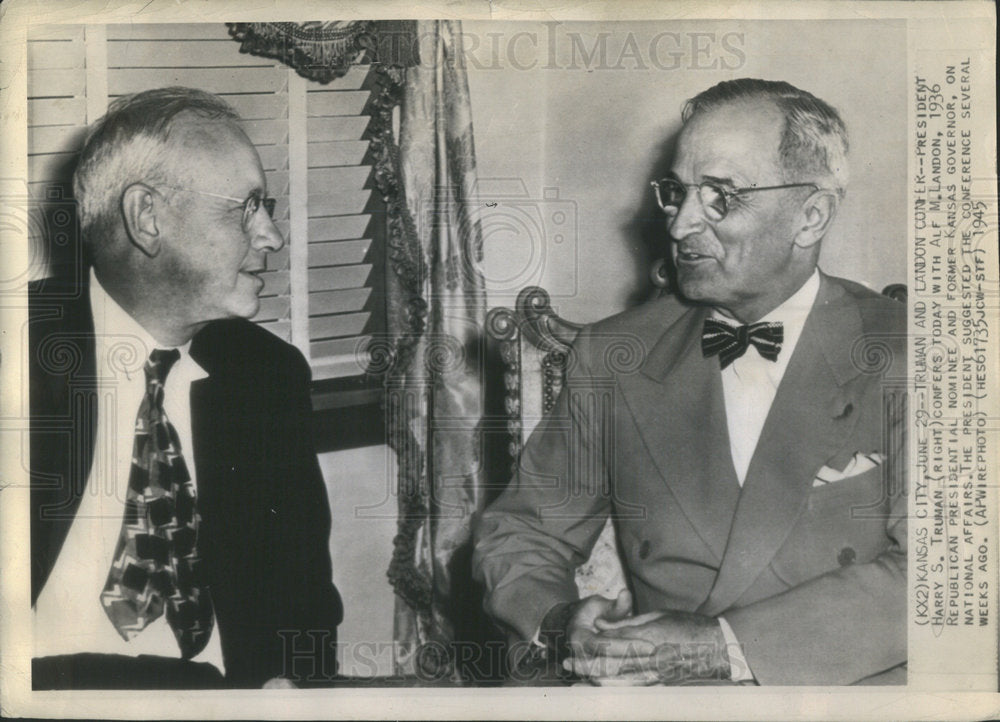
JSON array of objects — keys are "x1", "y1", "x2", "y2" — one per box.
[{"x1": 812, "y1": 452, "x2": 885, "y2": 486}]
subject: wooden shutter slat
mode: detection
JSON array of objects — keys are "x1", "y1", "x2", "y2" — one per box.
[
  {"x1": 317, "y1": 65, "x2": 370, "y2": 90},
  {"x1": 28, "y1": 40, "x2": 85, "y2": 70},
  {"x1": 227, "y1": 94, "x2": 290, "y2": 121},
  {"x1": 307, "y1": 165, "x2": 370, "y2": 188},
  {"x1": 264, "y1": 170, "x2": 290, "y2": 195},
  {"x1": 107, "y1": 40, "x2": 277, "y2": 68},
  {"x1": 308, "y1": 90, "x2": 370, "y2": 117},
  {"x1": 309, "y1": 288, "x2": 372, "y2": 315},
  {"x1": 28, "y1": 26, "x2": 86, "y2": 41},
  {"x1": 108, "y1": 67, "x2": 286, "y2": 95},
  {"x1": 307, "y1": 265, "x2": 372, "y2": 292},
  {"x1": 28, "y1": 153, "x2": 79, "y2": 183},
  {"x1": 29, "y1": 97, "x2": 88, "y2": 126},
  {"x1": 307, "y1": 191, "x2": 371, "y2": 219},
  {"x1": 28, "y1": 126, "x2": 87, "y2": 155},
  {"x1": 267, "y1": 247, "x2": 290, "y2": 270},
  {"x1": 309, "y1": 239, "x2": 372, "y2": 267},
  {"x1": 255, "y1": 295, "x2": 290, "y2": 320},
  {"x1": 232, "y1": 118, "x2": 288, "y2": 146},
  {"x1": 306, "y1": 116, "x2": 370, "y2": 143},
  {"x1": 28, "y1": 69, "x2": 86, "y2": 97},
  {"x1": 256, "y1": 145, "x2": 288, "y2": 172},
  {"x1": 306, "y1": 141, "x2": 369, "y2": 168},
  {"x1": 307, "y1": 214, "x2": 370, "y2": 241},
  {"x1": 106, "y1": 24, "x2": 233, "y2": 41},
  {"x1": 310, "y1": 336, "x2": 370, "y2": 361},
  {"x1": 259, "y1": 270, "x2": 290, "y2": 296},
  {"x1": 27, "y1": 181, "x2": 75, "y2": 201},
  {"x1": 309, "y1": 312, "x2": 370, "y2": 340}
]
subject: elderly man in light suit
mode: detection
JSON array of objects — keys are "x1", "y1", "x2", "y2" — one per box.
[{"x1": 473, "y1": 78, "x2": 906, "y2": 686}]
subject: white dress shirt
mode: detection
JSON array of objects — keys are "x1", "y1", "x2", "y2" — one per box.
[
  {"x1": 714, "y1": 269, "x2": 821, "y2": 681},
  {"x1": 33, "y1": 271, "x2": 225, "y2": 674},
  {"x1": 716, "y1": 270, "x2": 821, "y2": 486}
]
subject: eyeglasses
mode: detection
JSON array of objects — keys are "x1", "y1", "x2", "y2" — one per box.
[
  {"x1": 159, "y1": 186, "x2": 277, "y2": 231},
  {"x1": 650, "y1": 177, "x2": 818, "y2": 221}
]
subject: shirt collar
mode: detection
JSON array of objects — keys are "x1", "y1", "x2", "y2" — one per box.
[
  {"x1": 709, "y1": 269, "x2": 821, "y2": 370},
  {"x1": 758, "y1": 268, "x2": 821, "y2": 330},
  {"x1": 710, "y1": 268, "x2": 820, "y2": 329}
]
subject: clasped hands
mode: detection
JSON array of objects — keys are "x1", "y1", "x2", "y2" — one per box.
[{"x1": 558, "y1": 590, "x2": 732, "y2": 686}]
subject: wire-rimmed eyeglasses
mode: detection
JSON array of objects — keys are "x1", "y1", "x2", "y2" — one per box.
[
  {"x1": 650, "y1": 177, "x2": 819, "y2": 222},
  {"x1": 158, "y1": 186, "x2": 277, "y2": 231}
]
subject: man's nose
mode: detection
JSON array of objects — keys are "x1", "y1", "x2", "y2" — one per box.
[
  {"x1": 252, "y1": 212, "x2": 285, "y2": 254},
  {"x1": 667, "y1": 189, "x2": 706, "y2": 240}
]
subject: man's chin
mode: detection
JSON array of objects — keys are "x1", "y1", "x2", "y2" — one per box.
[
  {"x1": 675, "y1": 275, "x2": 717, "y2": 305},
  {"x1": 224, "y1": 295, "x2": 262, "y2": 321}
]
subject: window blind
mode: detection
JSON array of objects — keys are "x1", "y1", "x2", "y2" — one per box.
[
  {"x1": 305, "y1": 67, "x2": 385, "y2": 380},
  {"x1": 26, "y1": 26, "x2": 89, "y2": 279},
  {"x1": 26, "y1": 23, "x2": 385, "y2": 381}
]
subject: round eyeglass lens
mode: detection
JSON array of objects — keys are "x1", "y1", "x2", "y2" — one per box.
[{"x1": 698, "y1": 184, "x2": 728, "y2": 220}]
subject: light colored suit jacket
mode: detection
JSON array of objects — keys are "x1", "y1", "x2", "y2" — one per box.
[{"x1": 473, "y1": 273, "x2": 907, "y2": 685}]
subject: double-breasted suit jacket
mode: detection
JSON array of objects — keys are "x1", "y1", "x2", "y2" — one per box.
[{"x1": 474, "y1": 273, "x2": 907, "y2": 685}]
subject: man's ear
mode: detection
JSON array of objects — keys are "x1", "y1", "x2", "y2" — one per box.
[
  {"x1": 121, "y1": 183, "x2": 162, "y2": 257},
  {"x1": 793, "y1": 190, "x2": 839, "y2": 249}
]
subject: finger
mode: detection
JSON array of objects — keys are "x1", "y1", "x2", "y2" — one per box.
[
  {"x1": 576, "y1": 634, "x2": 658, "y2": 658},
  {"x1": 563, "y1": 652, "x2": 657, "y2": 678},
  {"x1": 574, "y1": 594, "x2": 620, "y2": 627},
  {"x1": 590, "y1": 670, "x2": 662, "y2": 687},
  {"x1": 609, "y1": 589, "x2": 633, "y2": 619},
  {"x1": 594, "y1": 610, "x2": 661, "y2": 631},
  {"x1": 588, "y1": 590, "x2": 633, "y2": 630},
  {"x1": 582, "y1": 635, "x2": 658, "y2": 658}
]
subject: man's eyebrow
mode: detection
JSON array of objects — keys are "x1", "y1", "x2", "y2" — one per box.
[{"x1": 702, "y1": 174, "x2": 737, "y2": 188}]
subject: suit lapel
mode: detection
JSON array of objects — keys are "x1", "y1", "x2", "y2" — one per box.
[
  {"x1": 30, "y1": 276, "x2": 98, "y2": 604},
  {"x1": 699, "y1": 275, "x2": 866, "y2": 615},
  {"x1": 188, "y1": 323, "x2": 242, "y2": 539},
  {"x1": 617, "y1": 304, "x2": 741, "y2": 563}
]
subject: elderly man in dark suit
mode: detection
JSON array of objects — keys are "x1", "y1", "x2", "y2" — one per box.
[
  {"x1": 473, "y1": 78, "x2": 906, "y2": 686},
  {"x1": 30, "y1": 87, "x2": 342, "y2": 689}
]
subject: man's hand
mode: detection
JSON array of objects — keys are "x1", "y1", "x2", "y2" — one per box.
[
  {"x1": 564, "y1": 608, "x2": 732, "y2": 685},
  {"x1": 564, "y1": 590, "x2": 643, "y2": 660}
]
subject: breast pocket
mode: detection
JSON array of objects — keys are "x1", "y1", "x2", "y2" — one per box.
[
  {"x1": 806, "y1": 465, "x2": 890, "y2": 510},
  {"x1": 771, "y1": 466, "x2": 893, "y2": 587}
]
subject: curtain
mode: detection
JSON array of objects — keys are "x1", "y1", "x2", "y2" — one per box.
[
  {"x1": 227, "y1": 21, "x2": 419, "y2": 82},
  {"x1": 228, "y1": 18, "x2": 490, "y2": 681},
  {"x1": 373, "y1": 20, "x2": 490, "y2": 681}
]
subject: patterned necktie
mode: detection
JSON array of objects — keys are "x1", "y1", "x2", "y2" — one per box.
[
  {"x1": 702, "y1": 318, "x2": 784, "y2": 369},
  {"x1": 101, "y1": 348, "x2": 214, "y2": 659}
]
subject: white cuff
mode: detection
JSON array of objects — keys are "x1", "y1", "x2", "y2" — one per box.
[{"x1": 717, "y1": 616, "x2": 754, "y2": 682}]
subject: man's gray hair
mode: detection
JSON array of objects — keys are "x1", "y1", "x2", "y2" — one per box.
[
  {"x1": 682, "y1": 78, "x2": 849, "y2": 197},
  {"x1": 73, "y1": 86, "x2": 241, "y2": 250}
]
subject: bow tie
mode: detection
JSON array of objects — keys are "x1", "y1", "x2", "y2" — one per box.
[{"x1": 702, "y1": 318, "x2": 784, "y2": 369}]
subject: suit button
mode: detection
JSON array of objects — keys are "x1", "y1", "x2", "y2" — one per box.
[
  {"x1": 838, "y1": 547, "x2": 856, "y2": 566},
  {"x1": 638, "y1": 540, "x2": 651, "y2": 560}
]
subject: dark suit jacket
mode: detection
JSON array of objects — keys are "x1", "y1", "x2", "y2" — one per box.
[
  {"x1": 29, "y1": 273, "x2": 343, "y2": 688},
  {"x1": 473, "y1": 273, "x2": 907, "y2": 685}
]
